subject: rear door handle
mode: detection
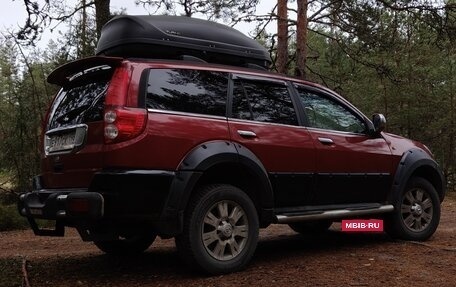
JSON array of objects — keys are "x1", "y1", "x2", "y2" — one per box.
[
  {"x1": 237, "y1": 130, "x2": 257, "y2": 138},
  {"x1": 318, "y1": 137, "x2": 334, "y2": 145}
]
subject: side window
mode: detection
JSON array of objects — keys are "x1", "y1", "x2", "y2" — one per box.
[
  {"x1": 232, "y1": 78, "x2": 298, "y2": 126},
  {"x1": 297, "y1": 86, "x2": 366, "y2": 133},
  {"x1": 146, "y1": 69, "x2": 228, "y2": 116}
]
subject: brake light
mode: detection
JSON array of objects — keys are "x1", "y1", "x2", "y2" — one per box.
[
  {"x1": 104, "y1": 107, "x2": 147, "y2": 143},
  {"x1": 105, "y1": 66, "x2": 130, "y2": 106}
]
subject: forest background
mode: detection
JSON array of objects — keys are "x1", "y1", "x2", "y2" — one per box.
[{"x1": 0, "y1": 0, "x2": 455, "y2": 229}]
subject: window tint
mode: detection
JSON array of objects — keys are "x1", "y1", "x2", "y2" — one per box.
[
  {"x1": 297, "y1": 87, "x2": 366, "y2": 133},
  {"x1": 146, "y1": 69, "x2": 228, "y2": 117},
  {"x1": 48, "y1": 71, "x2": 111, "y2": 130},
  {"x1": 232, "y1": 78, "x2": 298, "y2": 126}
]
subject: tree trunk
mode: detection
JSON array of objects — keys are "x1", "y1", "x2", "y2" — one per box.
[
  {"x1": 94, "y1": 0, "x2": 111, "y2": 39},
  {"x1": 295, "y1": 0, "x2": 308, "y2": 79},
  {"x1": 276, "y1": 0, "x2": 288, "y2": 74},
  {"x1": 79, "y1": 0, "x2": 88, "y2": 57}
]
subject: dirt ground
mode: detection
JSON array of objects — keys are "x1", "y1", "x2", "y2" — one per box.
[{"x1": 1, "y1": 193, "x2": 455, "y2": 287}]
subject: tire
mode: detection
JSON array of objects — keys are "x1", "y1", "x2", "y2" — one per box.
[
  {"x1": 175, "y1": 184, "x2": 259, "y2": 274},
  {"x1": 288, "y1": 220, "x2": 332, "y2": 234},
  {"x1": 385, "y1": 177, "x2": 441, "y2": 241},
  {"x1": 94, "y1": 232, "x2": 156, "y2": 255}
]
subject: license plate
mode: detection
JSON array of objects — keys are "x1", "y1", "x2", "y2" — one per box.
[
  {"x1": 46, "y1": 132, "x2": 76, "y2": 153},
  {"x1": 45, "y1": 125, "x2": 87, "y2": 155},
  {"x1": 29, "y1": 208, "x2": 43, "y2": 216}
]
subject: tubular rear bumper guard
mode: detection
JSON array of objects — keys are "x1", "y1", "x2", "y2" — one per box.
[{"x1": 18, "y1": 189, "x2": 104, "y2": 236}]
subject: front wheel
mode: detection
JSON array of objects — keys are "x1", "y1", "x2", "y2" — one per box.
[
  {"x1": 385, "y1": 177, "x2": 441, "y2": 241},
  {"x1": 175, "y1": 184, "x2": 259, "y2": 274}
]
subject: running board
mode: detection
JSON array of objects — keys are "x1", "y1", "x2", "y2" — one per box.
[{"x1": 275, "y1": 205, "x2": 394, "y2": 223}]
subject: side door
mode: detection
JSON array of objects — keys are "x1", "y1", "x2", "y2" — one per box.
[
  {"x1": 227, "y1": 74, "x2": 316, "y2": 208},
  {"x1": 294, "y1": 84, "x2": 394, "y2": 205}
]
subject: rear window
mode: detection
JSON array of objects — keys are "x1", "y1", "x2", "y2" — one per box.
[
  {"x1": 48, "y1": 68, "x2": 112, "y2": 130},
  {"x1": 146, "y1": 69, "x2": 228, "y2": 117}
]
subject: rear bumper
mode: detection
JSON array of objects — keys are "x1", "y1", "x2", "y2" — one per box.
[
  {"x1": 18, "y1": 189, "x2": 104, "y2": 236},
  {"x1": 19, "y1": 189, "x2": 104, "y2": 219}
]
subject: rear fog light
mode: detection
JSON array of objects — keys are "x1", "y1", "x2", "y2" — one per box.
[{"x1": 67, "y1": 198, "x2": 90, "y2": 214}]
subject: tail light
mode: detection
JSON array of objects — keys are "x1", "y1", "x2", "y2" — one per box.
[
  {"x1": 104, "y1": 66, "x2": 147, "y2": 143},
  {"x1": 104, "y1": 106, "x2": 147, "y2": 143},
  {"x1": 105, "y1": 66, "x2": 130, "y2": 106}
]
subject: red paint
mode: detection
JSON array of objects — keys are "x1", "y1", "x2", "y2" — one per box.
[{"x1": 40, "y1": 58, "x2": 432, "y2": 192}]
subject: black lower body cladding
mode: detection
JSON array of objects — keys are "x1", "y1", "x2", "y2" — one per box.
[
  {"x1": 96, "y1": 15, "x2": 272, "y2": 69},
  {"x1": 89, "y1": 170, "x2": 175, "y2": 218}
]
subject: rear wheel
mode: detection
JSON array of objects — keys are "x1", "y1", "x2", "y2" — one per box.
[
  {"x1": 175, "y1": 184, "x2": 259, "y2": 274},
  {"x1": 386, "y1": 177, "x2": 440, "y2": 241},
  {"x1": 94, "y1": 233, "x2": 156, "y2": 255},
  {"x1": 288, "y1": 220, "x2": 332, "y2": 234}
]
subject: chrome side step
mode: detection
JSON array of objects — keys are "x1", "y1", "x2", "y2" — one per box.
[{"x1": 275, "y1": 205, "x2": 394, "y2": 223}]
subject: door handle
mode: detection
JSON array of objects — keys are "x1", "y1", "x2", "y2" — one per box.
[
  {"x1": 318, "y1": 137, "x2": 334, "y2": 145},
  {"x1": 237, "y1": 130, "x2": 257, "y2": 138}
]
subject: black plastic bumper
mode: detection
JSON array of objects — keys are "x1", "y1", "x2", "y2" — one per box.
[{"x1": 18, "y1": 189, "x2": 104, "y2": 236}]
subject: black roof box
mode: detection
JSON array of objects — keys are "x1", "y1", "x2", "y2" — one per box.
[{"x1": 96, "y1": 15, "x2": 271, "y2": 69}]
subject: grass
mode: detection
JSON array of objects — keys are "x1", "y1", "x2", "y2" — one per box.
[
  {"x1": 0, "y1": 172, "x2": 29, "y2": 232},
  {"x1": 0, "y1": 258, "x2": 22, "y2": 287},
  {"x1": 0, "y1": 204, "x2": 29, "y2": 232}
]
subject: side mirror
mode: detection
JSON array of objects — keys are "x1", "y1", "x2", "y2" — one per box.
[{"x1": 372, "y1": 114, "x2": 386, "y2": 134}]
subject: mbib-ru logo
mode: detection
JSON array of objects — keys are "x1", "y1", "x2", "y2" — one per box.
[{"x1": 342, "y1": 219, "x2": 384, "y2": 232}]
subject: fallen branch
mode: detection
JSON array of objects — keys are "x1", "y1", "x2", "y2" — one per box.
[{"x1": 22, "y1": 258, "x2": 31, "y2": 287}]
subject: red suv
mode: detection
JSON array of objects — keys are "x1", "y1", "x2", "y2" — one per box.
[{"x1": 19, "y1": 15, "x2": 445, "y2": 274}]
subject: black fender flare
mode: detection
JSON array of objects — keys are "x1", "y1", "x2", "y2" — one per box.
[
  {"x1": 390, "y1": 148, "x2": 446, "y2": 204},
  {"x1": 158, "y1": 140, "x2": 274, "y2": 236}
]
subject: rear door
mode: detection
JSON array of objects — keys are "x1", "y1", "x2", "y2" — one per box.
[
  {"x1": 42, "y1": 64, "x2": 115, "y2": 188},
  {"x1": 227, "y1": 74, "x2": 316, "y2": 208},
  {"x1": 294, "y1": 84, "x2": 394, "y2": 205}
]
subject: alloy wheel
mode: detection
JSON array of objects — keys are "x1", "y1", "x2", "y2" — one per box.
[
  {"x1": 401, "y1": 188, "x2": 434, "y2": 232},
  {"x1": 201, "y1": 200, "x2": 249, "y2": 261}
]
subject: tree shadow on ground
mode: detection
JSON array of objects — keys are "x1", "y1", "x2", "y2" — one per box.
[
  {"x1": 255, "y1": 229, "x2": 391, "y2": 262},
  {"x1": 27, "y1": 230, "x2": 392, "y2": 286}
]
